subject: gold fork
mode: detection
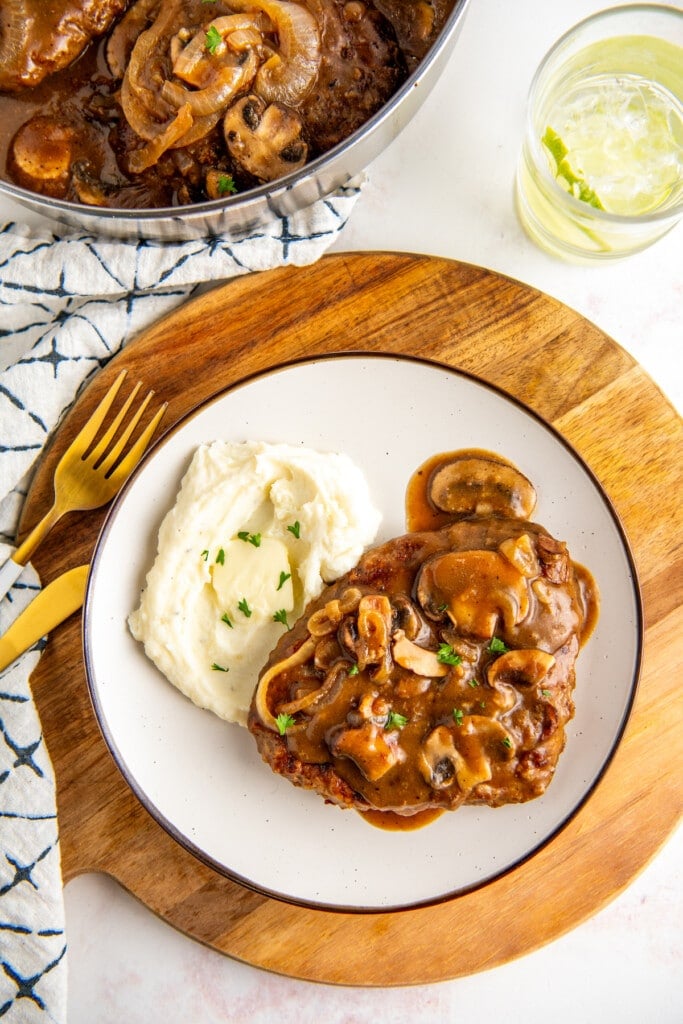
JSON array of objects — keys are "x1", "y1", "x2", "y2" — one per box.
[{"x1": 0, "y1": 369, "x2": 167, "y2": 601}]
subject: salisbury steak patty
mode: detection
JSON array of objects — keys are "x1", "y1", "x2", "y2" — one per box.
[{"x1": 248, "y1": 515, "x2": 595, "y2": 819}]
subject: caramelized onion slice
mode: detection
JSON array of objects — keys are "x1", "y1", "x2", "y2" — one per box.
[
  {"x1": 229, "y1": 0, "x2": 321, "y2": 104},
  {"x1": 162, "y1": 53, "x2": 258, "y2": 117},
  {"x1": 125, "y1": 103, "x2": 194, "y2": 174},
  {"x1": 278, "y1": 660, "x2": 347, "y2": 716},
  {"x1": 254, "y1": 638, "x2": 316, "y2": 731}
]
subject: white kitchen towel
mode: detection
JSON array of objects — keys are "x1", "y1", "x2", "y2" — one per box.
[{"x1": 0, "y1": 179, "x2": 361, "y2": 1022}]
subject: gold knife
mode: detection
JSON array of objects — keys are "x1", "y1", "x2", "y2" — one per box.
[{"x1": 0, "y1": 564, "x2": 89, "y2": 672}]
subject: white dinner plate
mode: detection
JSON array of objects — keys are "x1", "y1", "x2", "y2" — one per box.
[{"x1": 84, "y1": 353, "x2": 641, "y2": 911}]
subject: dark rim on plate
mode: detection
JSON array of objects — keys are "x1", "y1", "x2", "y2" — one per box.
[{"x1": 83, "y1": 351, "x2": 643, "y2": 914}]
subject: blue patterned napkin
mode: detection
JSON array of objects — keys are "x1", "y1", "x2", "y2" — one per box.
[{"x1": 0, "y1": 180, "x2": 361, "y2": 1022}]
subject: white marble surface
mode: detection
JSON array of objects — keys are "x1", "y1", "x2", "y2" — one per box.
[{"x1": 1, "y1": 0, "x2": 681, "y2": 1020}]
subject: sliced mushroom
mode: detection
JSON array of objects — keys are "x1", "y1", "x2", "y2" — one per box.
[
  {"x1": 428, "y1": 455, "x2": 537, "y2": 519},
  {"x1": 487, "y1": 647, "x2": 556, "y2": 688},
  {"x1": 416, "y1": 549, "x2": 530, "y2": 638},
  {"x1": 223, "y1": 94, "x2": 308, "y2": 182},
  {"x1": 420, "y1": 717, "x2": 516, "y2": 795},
  {"x1": 329, "y1": 696, "x2": 404, "y2": 782},
  {"x1": 419, "y1": 725, "x2": 460, "y2": 790},
  {"x1": 8, "y1": 116, "x2": 77, "y2": 198},
  {"x1": 391, "y1": 594, "x2": 424, "y2": 642},
  {"x1": 391, "y1": 629, "x2": 448, "y2": 678}
]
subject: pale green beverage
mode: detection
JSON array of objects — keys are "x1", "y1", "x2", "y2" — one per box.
[{"x1": 517, "y1": 9, "x2": 683, "y2": 261}]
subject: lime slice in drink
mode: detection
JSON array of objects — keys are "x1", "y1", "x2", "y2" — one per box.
[
  {"x1": 542, "y1": 126, "x2": 604, "y2": 209},
  {"x1": 543, "y1": 71, "x2": 683, "y2": 217}
]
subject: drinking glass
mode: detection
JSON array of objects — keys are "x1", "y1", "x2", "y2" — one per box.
[{"x1": 516, "y1": 5, "x2": 683, "y2": 262}]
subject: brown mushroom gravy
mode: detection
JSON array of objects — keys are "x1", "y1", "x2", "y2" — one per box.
[
  {"x1": 248, "y1": 450, "x2": 599, "y2": 829},
  {"x1": 0, "y1": 0, "x2": 457, "y2": 208}
]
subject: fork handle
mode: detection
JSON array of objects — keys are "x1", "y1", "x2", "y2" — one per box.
[{"x1": 12, "y1": 503, "x2": 62, "y2": 567}]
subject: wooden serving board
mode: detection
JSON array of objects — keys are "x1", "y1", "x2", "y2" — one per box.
[{"x1": 22, "y1": 253, "x2": 683, "y2": 985}]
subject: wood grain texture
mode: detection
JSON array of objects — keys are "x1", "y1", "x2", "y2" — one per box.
[{"x1": 21, "y1": 253, "x2": 683, "y2": 985}]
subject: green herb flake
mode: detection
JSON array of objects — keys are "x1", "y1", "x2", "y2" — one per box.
[
  {"x1": 541, "y1": 688, "x2": 552, "y2": 698},
  {"x1": 437, "y1": 642, "x2": 462, "y2": 666},
  {"x1": 502, "y1": 735, "x2": 513, "y2": 750},
  {"x1": 467, "y1": 678, "x2": 479, "y2": 688},
  {"x1": 453, "y1": 707, "x2": 464, "y2": 726},
  {"x1": 437, "y1": 602, "x2": 448, "y2": 613},
  {"x1": 287, "y1": 520, "x2": 301, "y2": 539},
  {"x1": 205, "y1": 24, "x2": 222, "y2": 53},
  {"x1": 237, "y1": 530, "x2": 261, "y2": 547},
  {"x1": 273, "y1": 608, "x2": 290, "y2": 629},
  {"x1": 487, "y1": 636, "x2": 509, "y2": 655},
  {"x1": 238, "y1": 597, "x2": 252, "y2": 618},
  {"x1": 216, "y1": 547, "x2": 225, "y2": 565},
  {"x1": 277, "y1": 571, "x2": 291, "y2": 591},
  {"x1": 385, "y1": 710, "x2": 408, "y2": 730},
  {"x1": 348, "y1": 663, "x2": 360, "y2": 676},
  {"x1": 211, "y1": 662, "x2": 229, "y2": 672},
  {"x1": 276, "y1": 712, "x2": 296, "y2": 735},
  {"x1": 201, "y1": 549, "x2": 209, "y2": 561},
  {"x1": 216, "y1": 173, "x2": 237, "y2": 195},
  {"x1": 221, "y1": 612, "x2": 233, "y2": 628}
]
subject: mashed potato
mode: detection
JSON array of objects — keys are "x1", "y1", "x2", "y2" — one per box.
[{"x1": 128, "y1": 440, "x2": 381, "y2": 725}]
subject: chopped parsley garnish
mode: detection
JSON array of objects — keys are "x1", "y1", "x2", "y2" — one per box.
[
  {"x1": 277, "y1": 571, "x2": 291, "y2": 591},
  {"x1": 437, "y1": 602, "x2": 448, "y2": 613},
  {"x1": 221, "y1": 612, "x2": 233, "y2": 628},
  {"x1": 468, "y1": 678, "x2": 479, "y2": 688},
  {"x1": 211, "y1": 662, "x2": 229, "y2": 672},
  {"x1": 385, "y1": 710, "x2": 408, "y2": 730},
  {"x1": 276, "y1": 712, "x2": 296, "y2": 735},
  {"x1": 487, "y1": 636, "x2": 509, "y2": 654},
  {"x1": 502, "y1": 735, "x2": 513, "y2": 750},
  {"x1": 216, "y1": 173, "x2": 237, "y2": 195},
  {"x1": 437, "y1": 642, "x2": 462, "y2": 666},
  {"x1": 453, "y1": 707, "x2": 464, "y2": 726},
  {"x1": 237, "y1": 530, "x2": 261, "y2": 547},
  {"x1": 205, "y1": 24, "x2": 222, "y2": 53},
  {"x1": 201, "y1": 549, "x2": 209, "y2": 561},
  {"x1": 347, "y1": 663, "x2": 360, "y2": 676},
  {"x1": 287, "y1": 520, "x2": 301, "y2": 539},
  {"x1": 238, "y1": 598, "x2": 252, "y2": 617},
  {"x1": 541, "y1": 688, "x2": 551, "y2": 697},
  {"x1": 273, "y1": 608, "x2": 290, "y2": 628},
  {"x1": 216, "y1": 547, "x2": 225, "y2": 565}
]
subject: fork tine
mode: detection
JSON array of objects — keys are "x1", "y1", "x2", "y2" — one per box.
[
  {"x1": 94, "y1": 388, "x2": 153, "y2": 475},
  {"x1": 68, "y1": 369, "x2": 129, "y2": 458},
  {"x1": 87, "y1": 380, "x2": 143, "y2": 466},
  {"x1": 107, "y1": 401, "x2": 169, "y2": 482}
]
